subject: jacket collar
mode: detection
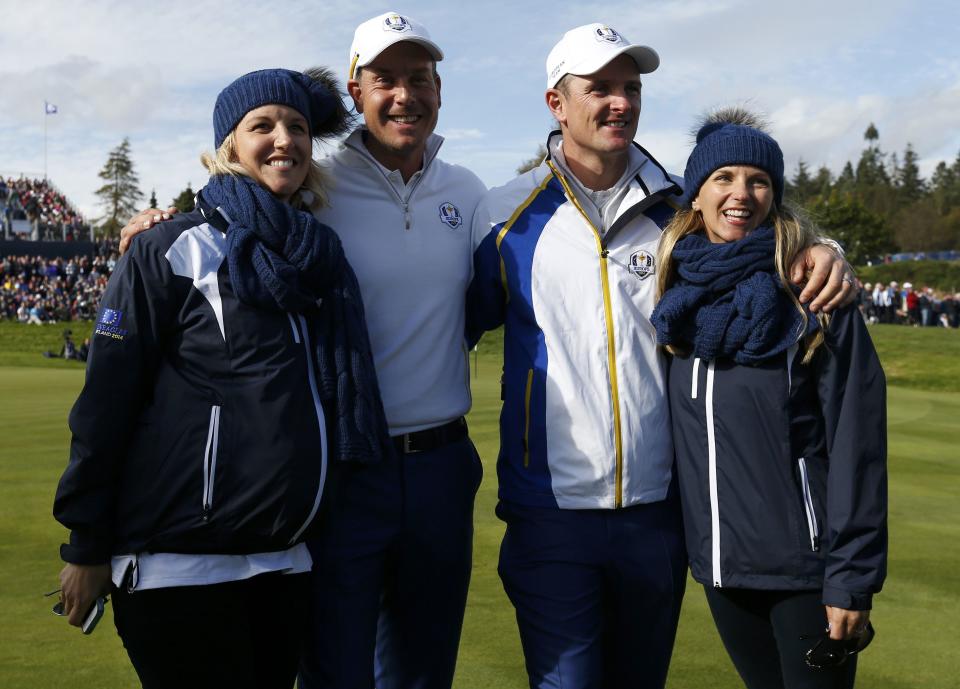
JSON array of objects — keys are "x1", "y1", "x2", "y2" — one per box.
[
  {"x1": 340, "y1": 127, "x2": 444, "y2": 176},
  {"x1": 543, "y1": 131, "x2": 683, "y2": 243}
]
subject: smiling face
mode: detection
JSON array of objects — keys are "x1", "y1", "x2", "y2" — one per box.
[
  {"x1": 693, "y1": 165, "x2": 775, "y2": 243},
  {"x1": 348, "y1": 41, "x2": 441, "y2": 175},
  {"x1": 232, "y1": 104, "x2": 311, "y2": 202},
  {"x1": 547, "y1": 54, "x2": 641, "y2": 169}
]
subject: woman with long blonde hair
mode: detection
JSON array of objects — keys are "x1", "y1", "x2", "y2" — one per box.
[{"x1": 651, "y1": 109, "x2": 887, "y2": 689}]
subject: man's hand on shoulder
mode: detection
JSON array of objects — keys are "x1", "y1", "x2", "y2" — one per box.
[
  {"x1": 790, "y1": 243, "x2": 856, "y2": 313},
  {"x1": 119, "y1": 206, "x2": 178, "y2": 255}
]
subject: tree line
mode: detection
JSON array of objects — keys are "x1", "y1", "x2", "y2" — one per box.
[{"x1": 786, "y1": 124, "x2": 960, "y2": 266}]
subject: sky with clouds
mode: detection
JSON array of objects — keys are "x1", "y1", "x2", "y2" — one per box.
[{"x1": 2, "y1": 0, "x2": 958, "y2": 220}]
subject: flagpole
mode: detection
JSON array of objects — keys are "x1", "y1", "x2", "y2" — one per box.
[{"x1": 44, "y1": 101, "x2": 48, "y2": 180}]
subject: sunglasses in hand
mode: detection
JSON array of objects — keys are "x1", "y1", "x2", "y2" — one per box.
[
  {"x1": 45, "y1": 588, "x2": 109, "y2": 635},
  {"x1": 803, "y1": 621, "x2": 875, "y2": 670}
]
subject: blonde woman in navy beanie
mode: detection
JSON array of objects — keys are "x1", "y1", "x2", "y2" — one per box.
[
  {"x1": 53, "y1": 68, "x2": 390, "y2": 688},
  {"x1": 651, "y1": 108, "x2": 887, "y2": 689}
]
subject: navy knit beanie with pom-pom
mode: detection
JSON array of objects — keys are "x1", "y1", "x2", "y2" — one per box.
[
  {"x1": 681, "y1": 108, "x2": 784, "y2": 208},
  {"x1": 213, "y1": 68, "x2": 342, "y2": 149}
]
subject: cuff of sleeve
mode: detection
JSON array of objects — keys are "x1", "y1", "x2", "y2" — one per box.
[
  {"x1": 822, "y1": 585, "x2": 873, "y2": 611},
  {"x1": 816, "y1": 236, "x2": 845, "y2": 258},
  {"x1": 60, "y1": 529, "x2": 112, "y2": 565}
]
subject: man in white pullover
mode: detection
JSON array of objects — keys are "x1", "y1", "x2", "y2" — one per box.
[{"x1": 300, "y1": 13, "x2": 487, "y2": 689}]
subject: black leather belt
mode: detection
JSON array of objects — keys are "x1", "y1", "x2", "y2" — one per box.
[{"x1": 392, "y1": 417, "x2": 468, "y2": 455}]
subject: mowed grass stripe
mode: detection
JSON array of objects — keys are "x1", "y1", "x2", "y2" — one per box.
[{"x1": 1, "y1": 323, "x2": 957, "y2": 688}]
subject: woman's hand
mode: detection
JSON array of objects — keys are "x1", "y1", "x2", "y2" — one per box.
[
  {"x1": 58, "y1": 563, "x2": 112, "y2": 627},
  {"x1": 825, "y1": 605, "x2": 870, "y2": 641},
  {"x1": 790, "y1": 244, "x2": 856, "y2": 313}
]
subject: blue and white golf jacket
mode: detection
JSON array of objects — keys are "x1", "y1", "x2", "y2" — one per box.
[
  {"x1": 55, "y1": 194, "x2": 333, "y2": 565},
  {"x1": 468, "y1": 133, "x2": 683, "y2": 510}
]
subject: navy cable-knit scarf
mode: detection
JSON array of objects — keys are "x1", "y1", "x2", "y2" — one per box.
[
  {"x1": 650, "y1": 226, "x2": 818, "y2": 364},
  {"x1": 201, "y1": 174, "x2": 391, "y2": 463}
]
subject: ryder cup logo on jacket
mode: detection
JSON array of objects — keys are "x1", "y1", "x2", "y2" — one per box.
[
  {"x1": 595, "y1": 26, "x2": 623, "y2": 43},
  {"x1": 383, "y1": 14, "x2": 410, "y2": 32},
  {"x1": 628, "y1": 250, "x2": 655, "y2": 280},
  {"x1": 439, "y1": 202, "x2": 463, "y2": 229}
]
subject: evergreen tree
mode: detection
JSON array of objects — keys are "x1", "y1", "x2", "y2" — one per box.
[
  {"x1": 811, "y1": 195, "x2": 896, "y2": 266},
  {"x1": 931, "y1": 160, "x2": 958, "y2": 213},
  {"x1": 835, "y1": 162, "x2": 856, "y2": 194},
  {"x1": 172, "y1": 184, "x2": 196, "y2": 213},
  {"x1": 814, "y1": 165, "x2": 834, "y2": 199},
  {"x1": 789, "y1": 159, "x2": 816, "y2": 204},
  {"x1": 149, "y1": 189, "x2": 158, "y2": 208},
  {"x1": 94, "y1": 138, "x2": 144, "y2": 237},
  {"x1": 896, "y1": 143, "x2": 926, "y2": 204},
  {"x1": 516, "y1": 144, "x2": 548, "y2": 175}
]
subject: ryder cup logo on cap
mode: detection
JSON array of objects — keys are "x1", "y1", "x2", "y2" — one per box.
[
  {"x1": 348, "y1": 11, "x2": 444, "y2": 80},
  {"x1": 383, "y1": 14, "x2": 410, "y2": 32},
  {"x1": 546, "y1": 22, "x2": 660, "y2": 88},
  {"x1": 594, "y1": 26, "x2": 623, "y2": 43}
]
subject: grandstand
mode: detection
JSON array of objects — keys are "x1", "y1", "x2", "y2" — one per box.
[
  {"x1": 0, "y1": 176, "x2": 113, "y2": 323},
  {"x1": 0, "y1": 175, "x2": 91, "y2": 242}
]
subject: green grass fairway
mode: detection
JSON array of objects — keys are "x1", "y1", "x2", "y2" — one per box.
[{"x1": 1, "y1": 322, "x2": 957, "y2": 688}]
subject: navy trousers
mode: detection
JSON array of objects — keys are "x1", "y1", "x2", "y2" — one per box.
[
  {"x1": 497, "y1": 496, "x2": 686, "y2": 689},
  {"x1": 704, "y1": 587, "x2": 858, "y2": 689},
  {"x1": 113, "y1": 572, "x2": 309, "y2": 689},
  {"x1": 300, "y1": 436, "x2": 483, "y2": 689}
]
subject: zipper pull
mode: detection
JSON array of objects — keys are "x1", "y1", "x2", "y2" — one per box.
[{"x1": 600, "y1": 249, "x2": 610, "y2": 259}]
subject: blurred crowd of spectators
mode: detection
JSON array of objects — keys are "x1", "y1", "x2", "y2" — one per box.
[
  {"x1": 1, "y1": 240, "x2": 118, "y2": 323},
  {"x1": 1, "y1": 176, "x2": 91, "y2": 241},
  {"x1": 860, "y1": 281, "x2": 960, "y2": 328}
]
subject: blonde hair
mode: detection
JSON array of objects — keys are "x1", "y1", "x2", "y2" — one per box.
[
  {"x1": 200, "y1": 130, "x2": 332, "y2": 212},
  {"x1": 656, "y1": 202, "x2": 829, "y2": 363}
]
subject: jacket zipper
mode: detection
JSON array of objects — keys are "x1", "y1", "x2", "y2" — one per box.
[
  {"x1": 548, "y1": 162, "x2": 625, "y2": 507},
  {"x1": 705, "y1": 360, "x2": 722, "y2": 586},
  {"x1": 797, "y1": 457, "x2": 821, "y2": 551},
  {"x1": 287, "y1": 313, "x2": 301, "y2": 343},
  {"x1": 202, "y1": 404, "x2": 221, "y2": 519},
  {"x1": 288, "y1": 314, "x2": 329, "y2": 544},
  {"x1": 523, "y1": 369, "x2": 534, "y2": 467}
]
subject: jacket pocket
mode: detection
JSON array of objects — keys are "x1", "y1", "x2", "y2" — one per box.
[
  {"x1": 797, "y1": 457, "x2": 820, "y2": 552},
  {"x1": 523, "y1": 369, "x2": 534, "y2": 467},
  {"x1": 202, "y1": 404, "x2": 222, "y2": 519}
]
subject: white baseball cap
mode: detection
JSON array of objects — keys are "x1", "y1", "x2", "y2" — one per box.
[
  {"x1": 546, "y1": 23, "x2": 659, "y2": 88},
  {"x1": 348, "y1": 12, "x2": 444, "y2": 80}
]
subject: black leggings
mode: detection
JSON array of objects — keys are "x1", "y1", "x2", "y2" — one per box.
[
  {"x1": 704, "y1": 586, "x2": 858, "y2": 689},
  {"x1": 112, "y1": 571, "x2": 309, "y2": 689}
]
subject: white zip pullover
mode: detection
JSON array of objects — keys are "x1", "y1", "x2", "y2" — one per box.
[{"x1": 318, "y1": 129, "x2": 487, "y2": 435}]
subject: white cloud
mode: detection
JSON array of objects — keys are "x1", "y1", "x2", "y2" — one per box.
[{"x1": 441, "y1": 128, "x2": 484, "y2": 141}]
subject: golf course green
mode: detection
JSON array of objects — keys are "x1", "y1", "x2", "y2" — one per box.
[{"x1": 1, "y1": 321, "x2": 957, "y2": 688}]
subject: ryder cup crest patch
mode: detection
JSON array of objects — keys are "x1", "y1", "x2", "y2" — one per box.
[
  {"x1": 628, "y1": 250, "x2": 655, "y2": 280},
  {"x1": 383, "y1": 14, "x2": 411, "y2": 32},
  {"x1": 595, "y1": 26, "x2": 623, "y2": 44},
  {"x1": 439, "y1": 202, "x2": 463, "y2": 229}
]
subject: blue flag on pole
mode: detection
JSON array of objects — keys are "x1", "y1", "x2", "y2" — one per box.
[{"x1": 45, "y1": 101, "x2": 58, "y2": 115}]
